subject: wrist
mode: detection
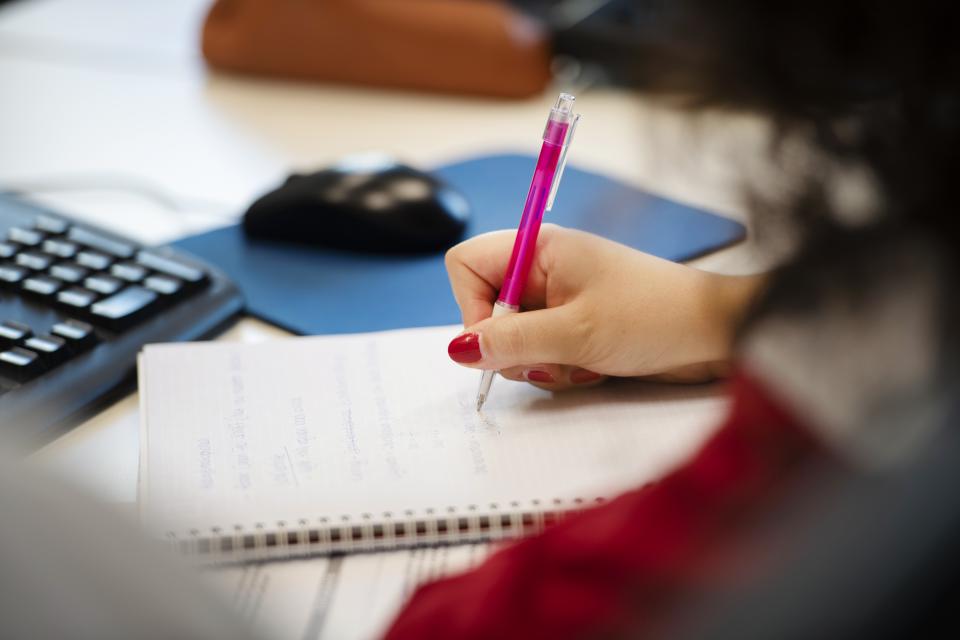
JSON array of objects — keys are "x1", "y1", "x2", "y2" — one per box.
[{"x1": 700, "y1": 272, "x2": 767, "y2": 363}]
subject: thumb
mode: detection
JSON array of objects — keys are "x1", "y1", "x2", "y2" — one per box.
[{"x1": 447, "y1": 307, "x2": 584, "y2": 370}]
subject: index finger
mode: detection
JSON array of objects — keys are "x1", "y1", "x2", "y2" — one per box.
[{"x1": 444, "y1": 230, "x2": 518, "y2": 327}]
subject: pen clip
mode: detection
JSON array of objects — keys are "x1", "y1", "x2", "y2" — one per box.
[{"x1": 546, "y1": 113, "x2": 580, "y2": 212}]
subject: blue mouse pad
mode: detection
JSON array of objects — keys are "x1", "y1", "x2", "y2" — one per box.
[{"x1": 172, "y1": 154, "x2": 744, "y2": 335}]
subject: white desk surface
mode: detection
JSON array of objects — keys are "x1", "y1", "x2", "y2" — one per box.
[{"x1": 1, "y1": 0, "x2": 770, "y2": 504}]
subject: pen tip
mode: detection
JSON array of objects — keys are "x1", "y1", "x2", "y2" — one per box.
[{"x1": 476, "y1": 394, "x2": 486, "y2": 412}]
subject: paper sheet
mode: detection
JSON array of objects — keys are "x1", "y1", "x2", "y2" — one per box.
[
  {"x1": 140, "y1": 325, "x2": 726, "y2": 538},
  {"x1": 201, "y1": 543, "x2": 492, "y2": 640}
]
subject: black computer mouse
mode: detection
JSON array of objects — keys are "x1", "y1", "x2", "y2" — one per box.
[{"x1": 242, "y1": 156, "x2": 471, "y2": 254}]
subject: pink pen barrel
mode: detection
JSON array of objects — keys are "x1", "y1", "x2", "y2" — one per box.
[
  {"x1": 497, "y1": 120, "x2": 568, "y2": 308},
  {"x1": 475, "y1": 92, "x2": 578, "y2": 411}
]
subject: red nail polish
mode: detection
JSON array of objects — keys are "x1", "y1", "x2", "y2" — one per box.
[
  {"x1": 571, "y1": 369, "x2": 603, "y2": 384},
  {"x1": 526, "y1": 370, "x2": 555, "y2": 383},
  {"x1": 448, "y1": 333, "x2": 482, "y2": 363}
]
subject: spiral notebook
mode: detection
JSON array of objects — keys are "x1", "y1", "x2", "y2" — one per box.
[{"x1": 138, "y1": 326, "x2": 724, "y2": 562}]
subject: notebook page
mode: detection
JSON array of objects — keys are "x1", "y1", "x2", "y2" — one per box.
[{"x1": 139, "y1": 325, "x2": 725, "y2": 537}]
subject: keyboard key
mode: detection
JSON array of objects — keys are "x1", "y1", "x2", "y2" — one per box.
[
  {"x1": 8, "y1": 226, "x2": 43, "y2": 247},
  {"x1": 22, "y1": 276, "x2": 62, "y2": 297},
  {"x1": 0, "y1": 347, "x2": 43, "y2": 382},
  {"x1": 84, "y1": 275, "x2": 123, "y2": 295},
  {"x1": 0, "y1": 348, "x2": 35, "y2": 366},
  {"x1": 135, "y1": 251, "x2": 205, "y2": 284},
  {"x1": 51, "y1": 319, "x2": 97, "y2": 349},
  {"x1": 24, "y1": 334, "x2": 69, "y2": 363},
  {"x1": 90, "y1": 286, "x2": 158, "y2": 329},
  {"x1": 35, "y1": 215, "x2": 69, "y2": 234},
  {"x1": 110, "y1": 262, "x2": 147, "y2": 283},
  {"x1": 15, "y1": 252, "x2": 52, "y2": 271},
  {"x1": 0, "y1": 265, "x2": 27, "y2": 284},
  {"x1": 144, "y1": 274, "x2": 182, "y2": 296},
  {"x1": 68, "y1": 227, "x2": 135, "y2": 259},
  {"x1": 76, "y1": 250, "x2": 112, "y2": 270},
  {"x1": 57, "y1": 287, "x2": 98, "y2": 309},
  {"x1": 0, "y1": 320, "x2": 32, "y2": 345},
  {"x1": 0, "y1": 242, "x2": 16, "y2": 259},
  {"x1": 49, "y1": 262, "x2": 88, "y2": 283},
  {"x1": 42, "y1": 238, "x2": 78, "y2": 259}
]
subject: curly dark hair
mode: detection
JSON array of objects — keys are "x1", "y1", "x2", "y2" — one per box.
[{"x1": 629, "y1": 0, "x2": 958, "y2": 365}]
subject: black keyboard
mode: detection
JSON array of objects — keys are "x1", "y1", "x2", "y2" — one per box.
[{"x1": 0, "y1": 194, "x2": 243, "y2": 446}]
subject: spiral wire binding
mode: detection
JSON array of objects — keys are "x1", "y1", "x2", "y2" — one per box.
[{"x1": 166, "y1": 497, "x2": 607, "y2": 563}]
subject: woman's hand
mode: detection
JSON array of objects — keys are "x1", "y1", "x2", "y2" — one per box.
[{"x1": 445, "y1": 224, "x2": 764, "y2": 390}]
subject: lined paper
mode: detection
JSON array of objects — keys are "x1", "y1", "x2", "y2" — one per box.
[{"x1": 139, "y1": 325, "x2": 725, "y2": 540}]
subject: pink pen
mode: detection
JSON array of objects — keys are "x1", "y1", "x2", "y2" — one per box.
[{"x1": 476, "y1": 92, "x2": 581, "y2": 410}]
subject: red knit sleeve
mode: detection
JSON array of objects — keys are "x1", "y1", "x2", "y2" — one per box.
[{"x1": 384, "y1": 372, "x2": 824, "y2": 640}]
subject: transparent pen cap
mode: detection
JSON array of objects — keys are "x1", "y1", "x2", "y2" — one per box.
[
  {"x1": 549, "y1": 93, "x2": 577, "y2": 125},
  {"x1": 543, "y1": 92, "x2": 581, "y2": 210},
  {"x1": 543, "y1": 93, "x2": 580, "y2": 146}
]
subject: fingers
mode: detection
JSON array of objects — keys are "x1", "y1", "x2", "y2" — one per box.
[
  {"x1": 500, "y1": 363, "x2": 567, "y2": 385},
  {"x1": 445, "y1": 226, "x2": 559, "y2": 327},
  {"x1": 500, "y1": 364, "x2": 608, "y2": 391},
  {"x1": 447, "y1": 305, "x2": 589, "y2": 371},
  {"x1": 445, "y1": 230, "x2": 517, "y2": 327}
]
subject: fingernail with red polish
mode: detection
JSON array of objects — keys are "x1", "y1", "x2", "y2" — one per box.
[
  {"x1": 526, "y1": 370, "x2": 555, "y2": 383},
  {"x1": 571, "y1": 369, "x2": 603, "y2": 384},
  {"x1": 448, "y1": 333, "x2": 482, "y2": 364}
]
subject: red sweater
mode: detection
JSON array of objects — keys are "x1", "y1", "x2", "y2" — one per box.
[{"x1": 385, "y1": 372, "x2": 824, "y2": 639}]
